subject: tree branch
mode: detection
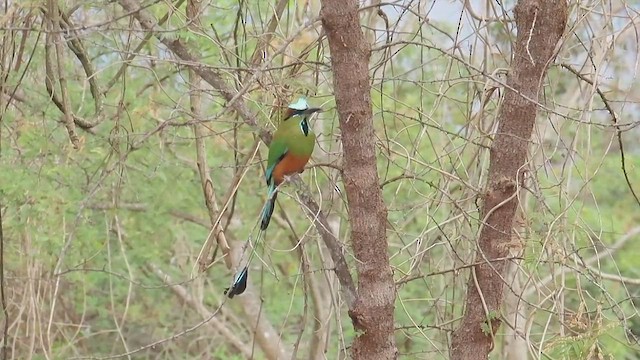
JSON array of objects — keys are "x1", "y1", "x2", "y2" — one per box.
[
  {"x1": 184, "y1": 2, "x2": 288, "y2": 359},
  {"x1": 115, "y1": 0, "x2": 356, "y2": 309},
  {"x1": 148, "y1": 264, "x2": 253, "y2": 358},
  {"x1": 560, "y1": 63, "x2": 640, "y2": 208}
]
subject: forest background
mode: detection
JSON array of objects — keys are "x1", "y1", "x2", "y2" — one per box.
[{"x1": 1, "y1": 0, "x2": 640, "y2": 359}]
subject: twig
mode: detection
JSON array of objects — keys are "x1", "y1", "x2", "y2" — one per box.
[
  {"x1": 523, "y1": 226, "x2": 640, "y2": 298},
  {"x1": 115, "y1": 0, "x2": 357, "y2": 311},
  {"x1": 292, "y1": 177, "x2": 357, "y2": 309},
  {"x1": 195, "y1": 139, "x2": 260, "y2": 272},
  {"x1": 103, "y1": 0, "x2": 186, "y2": 94},
  {"x1": 70, "y1": 291, "x2": 226, "y2": 359},
  {"x1": 48, "y1": 0, "x2": 79, "y2": 148},
  {"x1": 0, "y1": 191, "x2": 7, "y2": 360},
  {"x1": 247, "y1": 0, "x2": 288, "y2": 67},
  {"x1": 560, "y1": 63, "x2": 640, "y2": 208},
  {"x1": 188, "y1": 27, "x2": 232, "y2": 269},
  {"x1": 147, "y1": 264, "x2": 253, "y2": 358},
  {"x1": 584, "y1": 266, "x2": 640, "y2": 286},
  {"x1": 0, "y1": 9, "x2": 10, "y2": 359},
  {"x1": 395, "y1": 256, "x2": 521, "y2": 286},
  {"x1": 58, "y1": 9, "x2": 103, "y2": 119},
  {"x1": 42, "y1": 8, "x2": 94, "y2": 134}
]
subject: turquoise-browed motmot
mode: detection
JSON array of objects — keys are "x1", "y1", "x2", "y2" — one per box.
[
  {"x1": 225, "y1": 97, "x2": 321, "y2": 298},
  {"x1": 260, "y1": 97, "x2": 321, "y2": 230}
]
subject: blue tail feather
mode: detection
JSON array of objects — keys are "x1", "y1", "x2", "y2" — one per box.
[
  {"x1": 225, "y1": 266, "x2": 248, "y2": 298},
  {"x1": 260, "y1": 182, "x2": 278, "y2": 230}
]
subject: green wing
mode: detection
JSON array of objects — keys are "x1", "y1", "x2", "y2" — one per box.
[{"x1": 265, "y1": 135, "x2": 288, "y2": 185}]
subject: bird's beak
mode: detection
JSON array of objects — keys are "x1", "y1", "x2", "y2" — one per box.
[{"x1": 303, "y1": 108, "x2": 322, "y2": 115}]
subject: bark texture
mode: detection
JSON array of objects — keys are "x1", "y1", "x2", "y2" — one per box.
[
  {"x1": 320, "y1": 1, "x2": 397, "y2": 359},
  {"x1": 450, "y1": 1, "x2": 567, "y2": 359}
]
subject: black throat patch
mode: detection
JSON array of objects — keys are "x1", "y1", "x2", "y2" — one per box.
[{"x1": 300, "y1": 118, "x2": 309, "y2": 136}]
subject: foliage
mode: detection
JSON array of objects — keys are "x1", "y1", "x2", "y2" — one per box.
[{"x1": 0, "y1": 0, "x2": 639, "y2": 359}]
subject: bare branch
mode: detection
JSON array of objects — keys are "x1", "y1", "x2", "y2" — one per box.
[
  {"x1": 116, "y1": 0, "x2": 356, "y2": 311},
  {"x1": 560, "y1": 63, "x2": 640, "y2": 208},
  {"x1": 185, "y1": 2, "x2": 287, "y2": 358},
  {"x1": 148, "y1": 264, "x2": 253, "y2": 358},
  {"x1": 45, "y1": 1, "x2": 79, "y2": 148}
]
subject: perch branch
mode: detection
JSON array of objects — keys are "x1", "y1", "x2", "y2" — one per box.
[{"x1": 117, "y1": 0, "x2": 357, "y2": 312}]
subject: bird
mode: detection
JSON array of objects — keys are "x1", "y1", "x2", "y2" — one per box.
[
  {"x1": 224, "y1": 266, "x2": 247, "y2": 298},
  {"x1": 226, "y1": 97, "x2": 321, "y2": 298},
  {"x1": 260, "y1": 97, "x2": 321, "y2": 231}
]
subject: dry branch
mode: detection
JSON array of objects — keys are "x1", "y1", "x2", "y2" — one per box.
[
  {"x1": 148, "y1": 264, "x2": 253, "y2": 358},
  {"x1": 560, "y1": 63, "x2": 640, "y2": 208},
  {"x1": 44, "y1": 0, "x2": 79, "y2": 148},
  {"x1": 185, "y1": 2, "x2": 287, "y2": 359},
  {"x1": 104, "y1": 0, "x2": 186, "y2": 94},
  {"x1": 186, "y1": 0, "x2": 232, "y2": 271},
  {"x1": 116, "y1": 0, "x2": 356, "y2": 311}
]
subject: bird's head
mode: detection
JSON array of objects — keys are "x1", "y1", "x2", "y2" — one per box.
[{"x1": 283, "y1": 97, "x2": 321, "y2": 121}]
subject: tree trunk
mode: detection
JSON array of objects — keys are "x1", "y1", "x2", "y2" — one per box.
[
  {"x1": 450, "y1": 1, "x2": 567, "y2": 359},
  {"x1": 320, "y1": 1, "x2": 397, "y2": 359}
]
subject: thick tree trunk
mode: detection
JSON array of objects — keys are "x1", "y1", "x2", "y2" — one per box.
[
  {"x1": 320, "y1": 1, "x2": 397, "y2": 359},
  {"x1": 450, "y1": 1, "x2": 567, "y2": 359}
]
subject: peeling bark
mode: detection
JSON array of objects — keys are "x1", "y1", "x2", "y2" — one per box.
[{"x1": 450, "y1": 1, "x2": 568, "y2": 359}]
